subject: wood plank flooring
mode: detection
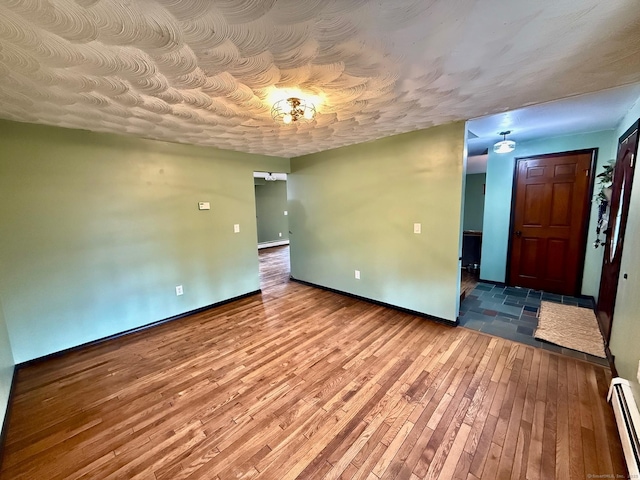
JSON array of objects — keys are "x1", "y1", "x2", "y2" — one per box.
[
  {"x1": 460, "y1": 270, "x2": 479, "y2": 301},
  {"x1": 0, "y1": 246, "x2": 626, "y2": 479}
]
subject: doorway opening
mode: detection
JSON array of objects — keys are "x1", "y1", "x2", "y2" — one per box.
[
  {"x1": 254, "y1": 171, "x2": 290, "y2": 290},
  {"x1": 254, "y1": 172, "x2": 289, "y2": 250},
  {"x1": 457, "y1": 148, "x2": 607, "y2": 365},
  {"x1": 460, "y1": 154, "x2": 487, "y2": 299}
]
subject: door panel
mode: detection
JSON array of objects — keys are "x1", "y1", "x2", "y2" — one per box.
[
  {"x1": 545, "y1": 239, "x2": 568, "y2": 281},
  {"x1": 519, "y1": 238, "x2": 540, "y2": 278},
  {"x1": 554, "y1": 163, "x2": 577, "y2": 177},
  {"x1": 550, "y1": 183, "x2": 573, "y2": 226},
  {"x1": 527, "y1": 167, "x2": 545, "y2": 178},
  {"x1": 597, "y1": 122, "x2": 639, "y2": 343},
  {"x1": 509, "y1": 151, "x2": 594, "y2": 295},
  {"x1": 523, "y1": 184, "x2": 545, "y2": 225}
]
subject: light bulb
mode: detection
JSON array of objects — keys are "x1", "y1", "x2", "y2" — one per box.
[
  {"x1": 493, "y1": 140, "x2": 515, "y2": 154},
  {"x1": 283, "y1": 113, "x2": 292, "y2": 124}
]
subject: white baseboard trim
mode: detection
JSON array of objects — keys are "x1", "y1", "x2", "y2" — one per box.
[{"x1": 258, "y1": 240, "x2": 290, "y2": 250}]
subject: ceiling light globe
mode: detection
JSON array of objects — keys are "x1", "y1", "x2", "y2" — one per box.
[
  {"x1": 283, "y1": 113, "x2": 292, "y2": 124},
  {"x1": 493, "y1": 140, "x2": 516, "y2": 154}
]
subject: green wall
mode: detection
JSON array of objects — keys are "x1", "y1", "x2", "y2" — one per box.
[
  {"x1": 288, "y1": 122, "x2": 466, "y2": 322},
  {"x1": 255, "y1": 180, "x2": 289, "y2": 244},
  {"x1": 609, "y1": 96, "x2": 640, "y2": 403},
  {"x1": 480, "y1": 130, "x2": 617, "y2": 298},
  {"x1": 463, "y1": 173, "x2": 486, "y2": 231},
  {"x1": 0, "y1": 294, "x2": 14, "y2": 432},
  {"x1": 0, "y1": 120, "x2": 289, "y2": 364}
]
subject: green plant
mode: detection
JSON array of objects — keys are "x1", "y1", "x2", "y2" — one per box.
[
  {"x1": 594, "y1": 160, "x2": 614, "y2": 248},
  {"x1": 595, "y1": 161, "x2": 614, "y2": 205}
]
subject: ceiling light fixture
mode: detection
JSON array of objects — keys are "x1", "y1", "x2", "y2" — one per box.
[
  {"x1": 264, "y1": 173, "x2": 277, "y2": 181},
  {"x1": 271, "y1": 97, "x2": 316, "y2": 125},
  {"x1": 493, "y1": 131, "x2": 516, "y2": 154}
]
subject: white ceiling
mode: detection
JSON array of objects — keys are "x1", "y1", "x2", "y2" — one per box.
[
  {"x1": 1, "y1": 0, "x2": 639, "y2": 158},
  {"x1": 467, "y1": 83, "x2": 640, "y2": 156}
]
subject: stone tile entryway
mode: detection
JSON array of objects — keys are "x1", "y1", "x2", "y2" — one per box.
[{"x1": 459, "y1": 282, "x2": 608, "y2": 366}]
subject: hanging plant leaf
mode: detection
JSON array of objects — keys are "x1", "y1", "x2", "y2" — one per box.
[{"x1": 593, "y1": 160, "x2": 615, "y2": 248}]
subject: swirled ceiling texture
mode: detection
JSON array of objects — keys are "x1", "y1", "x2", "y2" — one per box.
[{"x1": 0, "y1": 0, "x2": 639, "y2": 157}]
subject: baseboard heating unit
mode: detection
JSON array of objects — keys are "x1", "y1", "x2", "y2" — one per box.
[{"x1": 608, "y1": 377, "x2": 640, "y2": 478}]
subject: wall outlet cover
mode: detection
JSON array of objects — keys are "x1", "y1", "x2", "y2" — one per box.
[
  {"x1": 284, "y1": 211, "x2": 288, "y2": 216},
  {"x1": 234, "y1": 224, "x2": 240, "y2": 233},
  {"x1": 176, "y1": 285, "x2": 183, "y2": 296},
  {"x1": 355, "y1": 270, "x2": 360, "y2": 279},
  {"x1": 198, "y1": 202, "x2": 210, "y2": 210},
  {"x1": 413, "y1": 223, "x2": 421, "y2": 234}
]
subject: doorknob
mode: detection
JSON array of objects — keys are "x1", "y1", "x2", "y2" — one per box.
[{"x1": 515, "y1": 230, "x2": 522, "y2": 237}]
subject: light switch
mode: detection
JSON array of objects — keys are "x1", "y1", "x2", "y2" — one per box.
[
  {"x1": 198, "y1": 202, "x2": 210, "y2": 210},
  {"x1": 355, "y1": 270, "x2": 360, "y2": 279},
  {"x1": 234, "y1": 224, "x2": 240, "y2": 233},
  {"x1": 284, "y1": 210, "x2": 288, "y2": 216},
  {"x1": 414, "y1": 223, "x2": 421, "y2": 234}
]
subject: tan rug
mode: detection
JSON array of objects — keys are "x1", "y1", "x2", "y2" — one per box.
[{"x1": 535, "y1": 301, "x2": 606, "y2": 358}]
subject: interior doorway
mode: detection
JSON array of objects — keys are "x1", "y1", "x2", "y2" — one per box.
[
  {"x1": 461, "y1": 155, "x2": 487, "y2": 299},
  {"x1": 254, "y1": 171, "x2": 290, "y2": 289},
  {"x1": 508, "y1": 150, "x2": 596, "y2": 295},
  {"x1": 254, "y1": 172, "x2": 290, "y2": 249},
  {"x1": 596, "y1": 120, "x2": 639, "y2": 343}
]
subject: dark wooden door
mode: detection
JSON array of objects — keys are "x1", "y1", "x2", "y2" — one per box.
[
  {"x1": 509, "y1": 151, "x2": 595, "y2": 295},
  {"x1": 597, "y1": 122, "x2": 639, "y2": 342}
]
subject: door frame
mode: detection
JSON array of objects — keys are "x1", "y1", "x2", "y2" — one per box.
[
  {"x1": 505, "y1": 148, "x2": 598, "y2": 295},
  {"x1": 596, "y1": 119, "x2": 639, "y2": 342}
]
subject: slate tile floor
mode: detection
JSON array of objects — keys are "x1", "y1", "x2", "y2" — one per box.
[{"x1": 459, "y1": 282, "x2": 609, "y2": 366}]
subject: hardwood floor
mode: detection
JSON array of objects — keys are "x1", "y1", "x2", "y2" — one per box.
[
  {"x1": 460, "y1": 270, "x2": 479, "y2": 300},
  {"x1": 259, "y1": 245, "x2": 291, "y2": 290},
  {"x1": 0, "y1": 246, "x2": 626, "y2": 479}
]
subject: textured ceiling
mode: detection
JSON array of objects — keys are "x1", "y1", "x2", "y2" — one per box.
[{"x1": 0, "y1": 1, "x2": 639, "y2": 158}]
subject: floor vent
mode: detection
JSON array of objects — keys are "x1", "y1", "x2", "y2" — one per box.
[{"x1": 608, "y1": 377, "x2": 640, "y2": 477}]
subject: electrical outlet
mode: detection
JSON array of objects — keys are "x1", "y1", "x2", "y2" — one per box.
[
  {"x1": 414, "y1": 223, "x2": 422, "y2": 234},
  {"x1": 234, "y1": 224, "x2": 240, "y2": 233},
  {"x1": 176, "y1": 285, "x2": 183, "y2": 296},
  {"x1": 279, "y1": 232, "x2": 282, "y2": 237},
  {"x1": 355, "y1": 270, "x2": 360, "y2": 280}
]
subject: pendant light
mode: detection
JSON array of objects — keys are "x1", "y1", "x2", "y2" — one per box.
[{"x1": 493, "y1": 131, "x2": 516, "y2": 154}]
